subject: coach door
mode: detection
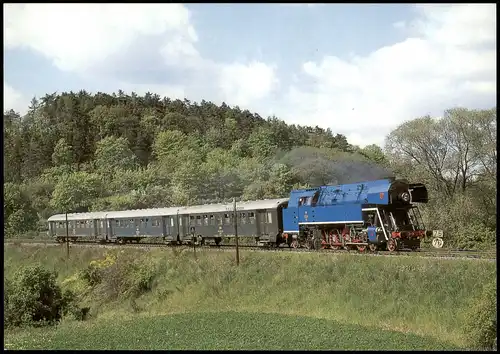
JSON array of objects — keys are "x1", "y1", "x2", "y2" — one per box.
[
  {"x1": 92, "y1": 219, "x2": 98, "y2": 240},
  {"x1": 180, "y1": 215, "x2": 190, "y2": 240},
  {"x1": 256, "y1": 210, "x2": 267, "y2": 236},
  {"x1": 162, "y1": 216, "x2": 169, "y2": 237}
]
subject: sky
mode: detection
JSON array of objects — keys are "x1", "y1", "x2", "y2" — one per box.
[{"x1": 3, "y1": 3, "x2": 497, "y2": 147}]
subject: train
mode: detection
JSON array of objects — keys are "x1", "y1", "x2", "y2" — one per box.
[{"x1": 47, "y1": 178, "x2": 445, "y2": 252}]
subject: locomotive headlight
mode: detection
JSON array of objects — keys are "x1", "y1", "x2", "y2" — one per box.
[{"x1": 400, "y1": 192, "x2": 410, "y2": 202}]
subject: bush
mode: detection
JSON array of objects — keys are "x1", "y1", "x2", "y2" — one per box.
[
  {"x1": 4, "y1": 265, "x2": 76, "y2": 328},
  {"x1": 81, "y1": 252, "x2": 117, "y2": 287},
  {"x1": 463, "y1": 281, "x2": 497, "y2": 350},
  {"x1": 80, "y1": 251, "x2": 158, "y2": 303}
]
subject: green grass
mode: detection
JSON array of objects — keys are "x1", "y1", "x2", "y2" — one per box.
[
  {"x1": 4, "y1": 311, "x2": 460, "y2": 350},
  {"x1": 4, "y1": 244, "x2": 496, "y2": 349}
]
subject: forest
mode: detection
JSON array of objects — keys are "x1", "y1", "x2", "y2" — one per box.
[{"x1": 3, "y1": 90, "x2": 496, "y2": 249}]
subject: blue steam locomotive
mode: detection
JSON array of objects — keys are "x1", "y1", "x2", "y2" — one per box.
[
  {"x1": 282, "y1": 178, "x2": 443, "y2": 251},
  {"x1": 47, "y1": 178, "x2": 444, "y2": 251}
]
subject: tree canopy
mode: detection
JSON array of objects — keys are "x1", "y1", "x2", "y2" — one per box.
[{"x1": 3, "y1": 90, "x2": 496, "y2": 248}]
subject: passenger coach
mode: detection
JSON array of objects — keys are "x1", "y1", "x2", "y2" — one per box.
[{"x1": 47, "y1": 199, "x2": 289, "y2": 246}]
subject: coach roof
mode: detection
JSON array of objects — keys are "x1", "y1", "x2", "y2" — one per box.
[{"x1": 46, "y1": 198, "x2": 290, "y2": 221}]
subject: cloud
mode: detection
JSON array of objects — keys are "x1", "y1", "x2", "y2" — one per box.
[
  {"x1": 279, "y1": 4, "x2": 496, "y2": 147},
  {"x1": 217, "y1": 61, "x2": 279, "y2": 107},
  {"x1": 4, "y1": 4, "x2": 198, "y2": 74},
  {"x1": 3, "y1": 4, "x2": 276, "y2": 110},
  {"x1": 3, "y1": 83, "x2": 29, "y2": 115}
]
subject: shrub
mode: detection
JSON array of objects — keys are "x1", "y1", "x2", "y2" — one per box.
[
  {"x1": 80, "y1": 251, "x2": 158, "y2": 303},
  {"x1": 463, "y1": 281, "x2": 497, "y2": 350},
  {"x1": 4, "y1": 265, "x2": 76, "y2": 328},
  {"x1": 81, "y1": 252, "x2": 117, "y2": 287}
]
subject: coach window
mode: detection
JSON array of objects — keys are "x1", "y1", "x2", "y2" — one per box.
[
  {"x1": 196, "y1": 215, "x2": 202, "y2": 225},
  {"x1": 218, "y1": 215, "x2": 223, "y2": 225},
  {"x1": 190, "y1": 216, "x2": 195, "y2": 226},
  {"x1": 203, "y1": 215, "x2": 209, "y2": 225},
  {"x1": 209, "y1": 215, "x2": 215, "y2": 225},
  {"x1": 267, "y1": 212, "x2": 272, "y2": 224},
  {"x1": 248, "y1": 212, "x2": 256, "y2": 224},
  {"x1": 224, "y1": 213, "x2": 230, "y2": 225},
  {"x1": 240, "y1": 212, "x2": 247, "y2": 224}
]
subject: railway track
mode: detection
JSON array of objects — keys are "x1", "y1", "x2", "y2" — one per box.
[{"x1": 5, "y1": 239, "x2": 496, "y2": 261}]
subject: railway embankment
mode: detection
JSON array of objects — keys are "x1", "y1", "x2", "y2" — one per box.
[{"x1": 4, "y1": 244, "x2": 496, "y2": 350}]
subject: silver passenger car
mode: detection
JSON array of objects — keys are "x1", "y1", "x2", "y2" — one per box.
[{"x1": 47, "y1": 198, "x2": 289, "y2": 245}]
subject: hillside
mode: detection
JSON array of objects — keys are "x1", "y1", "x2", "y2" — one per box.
[
  {"x1": 4, "y1": 244, "x2": 496, "y2": 349},
  {"x1": 3, "y1": 91, "x2": 496, "y2": 249},
  {"x1": 3, "y1": 91, "x2": 390, "y2": 226}
]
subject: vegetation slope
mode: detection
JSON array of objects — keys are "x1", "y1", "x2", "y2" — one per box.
[
  {"x1": 3, "y1": 244, "x2": 496, "y2": 350},
  {"x1": 3, "y1": 92, "x2": 496, "y2": 249}
]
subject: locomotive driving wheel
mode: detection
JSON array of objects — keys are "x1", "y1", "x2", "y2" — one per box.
[
  {"x1": 330, "y1": 231, "x2": 341, "y2": 250},
  {"x1": 369, "y1": 244, "x2": 378, "y2": 252},
  {"x1": 386, "y1": 239, "x2": 398, "y2": 252},
  {"x1": 357, "y1": 245, "x2": 366, "y2": 252}
]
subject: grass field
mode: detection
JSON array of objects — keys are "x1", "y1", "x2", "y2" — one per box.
[
  {"x1": 4, "y1": 244, "x2": 496, "y2": 350},
  {"x1": 4, "y1": 311, "x2": 460, "y2": 350}
]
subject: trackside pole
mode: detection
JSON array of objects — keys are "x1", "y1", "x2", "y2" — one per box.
[
  {"x1": 233, "y1": 198, "x2": 240, "y2": 266},
  {"x1": 65, "y1": 211, "x2": 70, "y2": 259}
]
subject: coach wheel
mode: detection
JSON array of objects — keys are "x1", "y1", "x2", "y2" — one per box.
[
  {"x1": 369, "y1": 244, "x2": 378, "y2": 252},
  {"x1": 432, "y1": 237, "x2": 444, "y2": 249},
  {"x1": 387, "y1": 239, "x2": 398, "y2": 252}
]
